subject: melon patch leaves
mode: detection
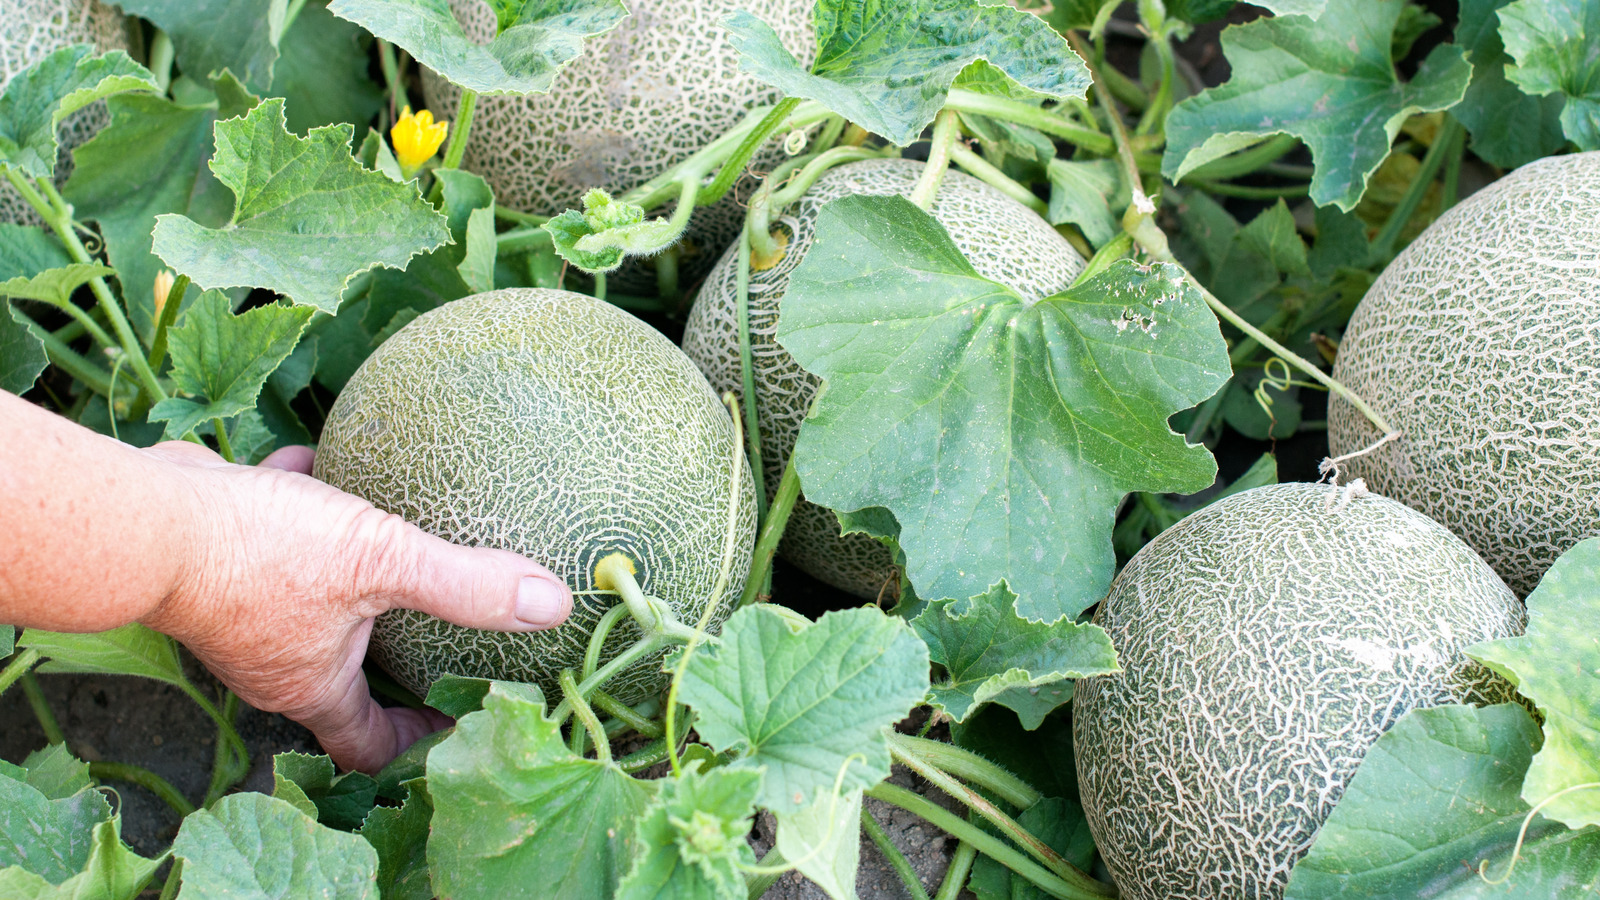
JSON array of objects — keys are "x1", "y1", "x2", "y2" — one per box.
[
  {"x1": 0, "y1": 221, "x2": 112, "y2": 307},
  {"x1": 0, "y1": 771, "x2": 113, "y2": 884},
  {"x1": 1161, "y1": 0, "x2": 1472, "y2": 211},
  {"x1": 426, "y1": 683, "x2": 656, "y2": 900},
  {"x1": 0, "y1": 45, "x2": 158, "y2": 180},
  {"x1": 327, "y1": 0, "x2": 628, "y2": 96},
  {"x1": 726, "y1": 0, "x2": 1091, "y2": 146},
  {"x1": 615, "y1": 767, "x2": 761, "y2": 900},
  {"x1": 151, "y1": 99, "x2": 451, "y2": 313},
  {"x1": 1499, "y1": 0, "x2": 1600, "y2": 151},
  {"x1": 172, "y1": 793, "x2": 379, "y2": 899},
  {"x1": 146, "y1": 290, "x2": 314, "y2": 441},
  {"x1": 1285, "y1": 703, "x2": 1600, "y2": 898},
  {"x1": 1467, "y1": 538, "x2": 1600, "y2": 830},
  {"x1": 775, "y1": 787, "x2": 865, "y2": 900},
  {"x1": 1451, "y1": 0, "x2": 1570, "y2": 168},
  {"x1": 677, "y1": 605, "x2": 931, "y2": 813},
  {"x1": 778, "y1": 195, "x2": 1230, "y2": 622},
  {"x1": 913, "y1": 582, "x2": 1120, "y2": 725},
  {"x1": 270, "y1": 752, "x2": 380, "y2": 832},
  {"x1": 116, "y1": 0, "x2": 288, "y2": 92},
  {"x1": 19, "y1": 623, "x2": 187, "y2": 686},
  {"x1": 357, "y1": 779, "x2": 433, "y2": 900}
]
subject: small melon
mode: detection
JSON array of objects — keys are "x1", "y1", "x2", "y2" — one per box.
[
  {"x1": 1073, "y1": 482, "x2": 1524, "y2": 900},
  {"x1": 1, "y1": 0, "x2": 128, "y2": 224},
  {"x1": 420, "y1": 0, "x2": 813, "y2": 269},
  {"x1": 1327, "y1": 151, "x2": 1600, "y2": 595},
  {"x1": 314, "y1": 288, "x2": 757, "y2": 702},
  {"x1": 680, "y1": 158, "x2": 1086, "y2": 598}
]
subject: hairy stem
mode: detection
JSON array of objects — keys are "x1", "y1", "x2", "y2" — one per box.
[
  {"x1": 21, "y1": 673, "x2": 65, "y2": 744},
  {"x1": 1371, "y1": 115, "x2": 1463, "y2": 262},
  {"x1": 739, "y1": 454, "x2": 800, "y2": 607},
  {"x1": 735, "y1": 224, "x2": 768, "y2": 524},
  {"x1": 1183, "y1": 134, "x2": 1301, "y2": 182},
  {"x1": 862, "y1": 806, "x2": 932, "y2": 900},
  {"x1": 210, "y1": 417, "x2": 236, "y2": 463},
  {"x1": 697, "y1": 97, "x2": 803, "y2": 207},
  {"x1": 910, "y1": 110, "x2": 961, "y2": 211},
  {"x1": 1192, "y1": 180, "x2": 1309, "y2": 200},
  {"x1": 148, "y1": 30, "x2": 175, "y2": 92},
  {"x1": 934, "y1": 840, "x2": 977, "y2": 900},
  {"x1": 943, "y1": 90, "x2": 1114, "y2": 154},
  {"x1": 889, "y1": 733, "x2": 1040, "y2": 809},
  {"x1": 549, "y1": 634, "x2": 666, "y2": 725},
  {"x1": 591, "y1": 688, "x2": 663, "y2": 738},
  {"x1": 0, "y1": 649, "x2": 41, "y2": 699},
  {"x1": 91, "y1": 761, "x2": 196, "y2": 818},
  {"x1": 745, "y1": 847, "x2": 785, "y2": 899},
  {"x1": 582, "y1": 603, "x2": 633, "y2": 682},
  {"x1": 440, "y1": 89, "x2": 477, "y2": 172}
]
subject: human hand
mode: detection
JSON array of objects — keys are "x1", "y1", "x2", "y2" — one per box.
[{"x1": 134, "y1": 441, "x2": 572, "y2": 773}]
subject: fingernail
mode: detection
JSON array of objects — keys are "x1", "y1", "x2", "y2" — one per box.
[{"x1": 516, "y1": 577, "x2": 568, "y2": 627}]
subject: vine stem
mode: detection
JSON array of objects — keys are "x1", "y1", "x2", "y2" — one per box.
[
  {"x1": 549, "y1": 634, "x2": 666, "y2": 725},
  {"x1": 738, "y1": 454, "x2": 800, "y2": 608},
  {"x1": 0, "y1": 649, "x2": 41, "y2": 698},
  {"x1": 887, "y1": 734, "x2": 1093, "y2": 891},
  {"x1": 6, "y1": 172, "x2": 166, "y2": 405},
  {"x1": 745, "y1": 847, "x2": 785, "y2": 899},
  {"x1": 147, "y1": 30, "x2": 175, "y2": 93},
  {"x1": 146, "y1": 273, "x2": 190, "y2": 376},
  {"x1": 590, "y1": 688, "x2": 662, "y2": 738},
  {"x1": 696, "y1": 97, "x2": 802, "y2": 207},
  {"x1": 1183, "y1": 134, "x2": 1300, "y2": 182},
  {"x1": 948, "y1": 144, "x2": 1047, "y2": 215},
  {"x1": 21, "y1": 673, "x2": 65, "y2": 743},
  {"x1": 1075, "y1": 30, "x2": 1398, "y2": 438},
  {"x1": 889, "y1": 733, "x2": 1039, "y2": 809},
  {"x1": 12, "y1": 308, "x2": 119, "y2": 398},
  {"x1": 90, "y1": 761, "x2": 196, "y2": 818},
  {"x1": 934, "y1": 840, "x2": 977, "y2": 900},
  {"x1": 211, "y1": 418, "x2": 236, "y2": 463},
  {"x1": 735, "y1": 225, "x2": 767, "y2": 526},
  {"x1": 202, "y1": 691, "x2": 248, "y2": 807},
  {"x1": 1371, "y1": 115, "x2": 1463, "y2": 262},
  {"x1": 910, "y1": 110, "x2": 961, "y2": 211},
  {"x1": 561, "y1": 669, "x2": 610, "y2": 763},
  {"x1": 942, "y1": 89, "x2": 1114, "y2": 155},
  {"x1": 862, "y1": 807, "x2": 932, "y2": 900},
  {"x1": 440, "y1": 89, "x2": 477, "y2": 172},
  {"x1": 865, "y1": 783, "x2": 1114, "y2": 900}
]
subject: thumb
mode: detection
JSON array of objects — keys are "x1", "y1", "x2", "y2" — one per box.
[{"x1": 367, "y1": 522, "x2": 573, "y2": 631}]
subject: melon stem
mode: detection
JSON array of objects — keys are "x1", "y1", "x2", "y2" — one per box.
[
  {"x1": 888, "y1": 733, "x2": 1041, "y2": 809},
  {"x1": 861, "y1": 808, "x2": 933, "y2": 900},
  {"x1": 582, "y1": 603, "x2": 633, "y2": 682},
  {"x1": 739, "y1": 454, "x2": 801, "y2": 608},
  {"x1": 910, "y1": 110, "x2": 961, "y2": 211},
  {"x1": 948, "y1": 144, "x2": 1048, "y2": 215},
  {"x1": 934, "y1": 841, "x2": 978, "y2": 900},
  {"x1": 594, "y1": 554, "x2": 700, "y2": 645},
  {"x1": 560, "y1": 669, "x2": 609, "y2": 764},
  {"x1": 550, "y1": 634, "x2": 666, "y2": 725}
]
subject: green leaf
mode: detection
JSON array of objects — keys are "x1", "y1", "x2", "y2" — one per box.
[
  {"x1": 361, "y1": 168, "x2": 496, "y2": 338},
  {"x1": 1451, "y1": 0, "x2": 1568, "y2": 168},
  {"x1": 0, "y1": 817, "x2": 160, "y2": 900},
  {"x1": 616, "y1": 768, "x2": 761, "y2": 900},
  {"x1": 1285, "y1": 703, "x2": 1600, "y2": 898},
  {"x1": 1467, "y1": 538, "x2": 1600, "y2": 830},
  {"x1": 1, "y1": 304, "x2": 48, "y2": 394},
  {"x1": 270, "y1": 752, "x2": 380, "y2": 832},
  {"x1": 19, "y1": 624, "x2": 187, "y2": 686},
  {"x1": 20, "y1": 746, "x2": 91, "y2": 801},
  {"x1": 777, "y1": 195, "x2": 1230, "y2": 621},
  {"x1": 0, "y1": 224, "x2": 71, "y2": 277},
  {"x1": 65, "y1": 91, "x2": 245, "y2": 340},
  {"x1": 545, "y1": 189, "x2": 676, "y2": 274},
  {"x1": 146, "y1": 291, "x2": 313, "y2": 440},
  {"x1": 912, "y1": 582, "x2": 1119, "y2": 724},
  {"x1": 0, "y1": 779, "x2": 113, "y2": 885},
  {"x1": 427, "y1": 682, "x2": 656, "y2": 900},
  {"x1": 1162, "y1": 0, "x2": 1473, "y2": 210},
  {"x1": 969, "y1": 798, "x2": 1097, "y2": 900},
  {"x1": 1500, "y1": 0, "x2": 1600, "y2": 151},
  {"x1": 269, "y1": 1, "x2": 384, "y2": 137},
  {"x1": 678, "y1": 605, "x2": 931, "y2": 813},
  {"x1": 358, "y1": 779, "x2": 433, "y2": 900},
  {"x1": 458, "y1": 206, "x2": 498, "y2": 293},
  {"x1": 1045, "y1": 158, "x2": 1121, "y2": 248},
  {"x1": 0, "y1": 264, "x2": 114, "y2": 306},
  {"x1": 423, "y1": 673, "x2": 523, "y2": 718},
  {"x1": 326, "y1": 0, "x2": 628, "y2": 95},
  {"x1": 775, "y1": 788, "x2": 864, "y2": 900},
  {"x1": 0, "y1": 625, "x2": 13, "y2": 657},
  {"x1": 726, "y1": 0, "x2": 1091, "y2": 145},
  {"x1": 151, "y1": 98, "x2": 451, "y2": 313},
  {"x1": 173, "y1": 792, "x2": 379, "y2": 899},
  {"x1": 0, "y1": 45, "x2": 158, "y2": 179},
  {"x1": 115, "y1": 0, "x2": 287, "y2": 92}
]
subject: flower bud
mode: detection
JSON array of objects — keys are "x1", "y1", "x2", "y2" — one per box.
[{"x1": 153, "y1": 269, "x2": 176, "y2": 318}]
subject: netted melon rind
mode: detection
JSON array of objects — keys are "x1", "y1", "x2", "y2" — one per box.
[
  {"x1": 681, "y1": 158, "x2": 1086, "y2": 598},
  {"x1": 313, "y1": 288, "x2": 758, "y2": 703},
  {"x1": 1327, "y1": 150, "x2": 1600, "y2": 596},
  {"x1": 420, "y1": 0, "x2": 814, "y2": 276},
  {"x1": 1, "y1": 0, "x2": 128, "y2": 225},
  {"x1": 1073, "y1": 482, "x2": 1524, "y2": 900}
]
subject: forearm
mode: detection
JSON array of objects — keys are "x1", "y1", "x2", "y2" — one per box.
[{"x1": 0, "y1": 390, "x2": 199, "y2": 632}]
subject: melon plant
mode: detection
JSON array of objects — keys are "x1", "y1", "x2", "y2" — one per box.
[
  {"x1": 0, "y1": 0, "x2": 127, "y2": 224},
  {"x1": 420, "y1": 0, "x2": 812, "y2": 241},
  {"x1": 681, "y1": 157, "x2": 1087, "y2": 598},
  {"x1": 314, "y1": 288, "x2": 757, "y2": 702},
  {"x1": 1073, "y1": 482, "x2": 1525, "y2": 900},
  {"x1": 1327, "y1": 150, "x2": 1600, "y2": 596}
]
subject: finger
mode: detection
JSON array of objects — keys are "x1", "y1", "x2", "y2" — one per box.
[
  {"x1": 258, "y1": 444, "x2": 314, "y2": 474},
  {"x1": 287, "y1": 619, "x2": 403, "y2": 773},
  {"x1": 372, "y1": 524, "x2": 573, "y2": 631}
]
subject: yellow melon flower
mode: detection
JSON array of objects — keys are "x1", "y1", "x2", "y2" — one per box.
[{"x1": 391, "y1": 106, "x2": 448, "y2": 179}]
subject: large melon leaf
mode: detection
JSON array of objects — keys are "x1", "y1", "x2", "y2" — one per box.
[
  {"x1": 152, "y1": 99, "x2": 451, "y2": 313},
  {"x1": 1468, "y1": 538, "x2": 1600, "y2": 830},
  {"x1": 1161, "y1": 0, "x2": 1472, "y2": 211},
  {"x1": 357, "y1": 779, "x2": 432, "y2": 900},
  {"x1": 327, "y1": 0, "x2": 628, "y2": 96},
  {"x1": 726, "y1": 0, "x2": 1091, "y2": 146},
  {"x1": 0, "y1": 777, "x2": 112, "y2": 885},
  {"x1": 913, "y1": 582, "x2": 1119, "y2": 724},
  {"x1": 775, "y1": 788, "x2": 864, "y2": 900},
  {"x1": 1285, "y1": 703, "x2": 1600, "y2": 898},
  {"x1": 0, "y1": 45, "x2": 158, "y2": 180},
  {"x1": 777, "y1": 195, "x2": 1230, "y2": 622},
  {"x1": 0, "y1": 817, "x2": 159, "y2": 900},
  {"x1": 116, "y1": 0, "x2": 287, "y2": 92},
  {"x1": 1451, "y1": 0, "x2": 1569, "y2": 168},
  {"x1": 1499, "y1": 0, "x2": 1600, "y2": 151},
  {"x1": 678, "y1": 605, "x2": 930, "y2": 813},
  {"x1": 426, "y1": 682, "x2": 656, "y2": 900},
  {"x1": 172, "y1": 793, "x2": 379, "y2": 898},
  {"x1": 615, "y1": 768, "x2": 761, "y2": 900}
]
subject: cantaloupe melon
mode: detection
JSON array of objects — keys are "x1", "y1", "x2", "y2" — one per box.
[
  {"x1": 1, "y1": 0, "x2": 128, "y2": 224},
  {"x1": 420, "y1": 0, "x2": 813, "y2": 270},
  {"x1": 314, "y1": 288, "x2": 758, "y2": 702},
  {"x1": 680, "y1": 157, "x2": 1086, "y2": 599},
  {"x1": 1073, "y1": 482, "x2": 1524, "y2": 900},
  {"x1": 1327, "y1": 151, "x2": 1600, "y2": 596}
]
